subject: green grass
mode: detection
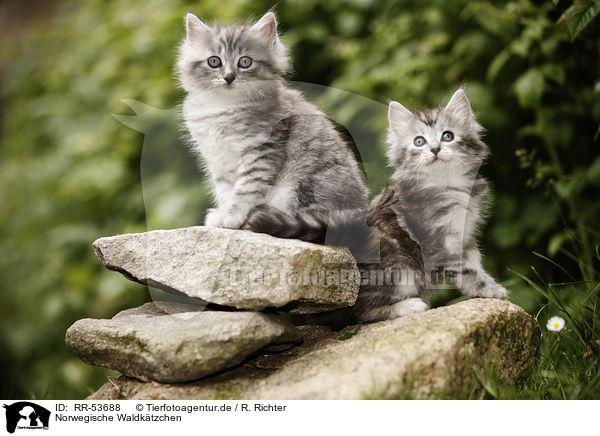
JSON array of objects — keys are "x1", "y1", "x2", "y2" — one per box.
[
  {"x1": 476, "y1": 247, "x2": 600, "y2": 399},
  {"x1": 474, "y1": 325, "x2": 600, "y2": 399},
  {"x1": 427, "y1": 237, "x2": 600, "y2": 400}
]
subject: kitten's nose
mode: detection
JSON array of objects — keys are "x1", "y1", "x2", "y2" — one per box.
[
  {"x1": 224, "y1": 74, "x2": 236, "y2": 85},
  {"x1": 431, "y1": 146, "x2": 441, "y2": 155}
]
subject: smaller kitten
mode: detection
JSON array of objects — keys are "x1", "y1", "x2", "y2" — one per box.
[{"x1": 330, "y1": 89, "x2": 508, "y2": 326}]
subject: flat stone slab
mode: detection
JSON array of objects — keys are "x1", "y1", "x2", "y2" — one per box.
[
  {"x1": 93, "y1": 226, "x2": 359, "y2": 312},
  {"x1": 66, "y1": 302, "x2": 302, "y2": 383},
  {"x1": 88, "y1": 299, "x2": 540, "y2": 399}
]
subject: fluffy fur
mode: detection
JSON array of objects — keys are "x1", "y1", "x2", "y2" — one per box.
[
  {"x1": 316, "y1": 89, "x2": 508, "y2": 328},
  {"x1": 177, "y1": 12, "x2": 368, "y2": 243}
]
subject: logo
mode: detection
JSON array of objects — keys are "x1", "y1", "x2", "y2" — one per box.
[{"x1": 2, "y1": 402, "x2": 50, "y2": 434}]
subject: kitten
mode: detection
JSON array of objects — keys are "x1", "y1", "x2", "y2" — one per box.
[
  {"x1": 177, "y1": 12, "x2": 369, "y2": 244},
  {"x1": 321, "y1": 89, "x2": 508, "y2": 327}
]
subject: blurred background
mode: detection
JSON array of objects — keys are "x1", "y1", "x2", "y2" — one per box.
[{"x1": 1, "y1": 0, "x2": 598, "y2": 399}]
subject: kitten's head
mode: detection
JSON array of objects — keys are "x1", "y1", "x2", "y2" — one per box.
[
  {"x1": 177, "y1": 12, "x2": 289, "y2": 97},
  {"x1": 386, "y1": 89, "x2": 488, "y2": 182}
]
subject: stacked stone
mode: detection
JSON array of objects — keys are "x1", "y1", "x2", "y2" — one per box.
[
  {"x1": 66, "y1": 226, "x2": 541, "y2": 398},
  {"x1": 65, "y1": 226, "x2": 360, "y2": 383},
  {"x1": 88, "y1": 299, "x2": 541, "y2": 400}
]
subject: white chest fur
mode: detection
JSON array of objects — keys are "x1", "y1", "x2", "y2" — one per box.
[
  {"x1": 183, "y1": 97, "x2": 270, "y2": 207},
  {"x1": 185, "y1": 101, "x2": 262, "y2": 168}
]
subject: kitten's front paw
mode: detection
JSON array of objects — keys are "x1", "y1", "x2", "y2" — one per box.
[
  {"x1": 204, "y1": 208, "x2": 227, "y2": 227},
  {"x1": 220, "y1": 212, "x2": 247, "y2": 229},
  {"x1": 205, "y1": 208, "x2": 247, "y2": 229},
  {"x1": 470, "y1": 281, "x2": 508, "y2": 299}
]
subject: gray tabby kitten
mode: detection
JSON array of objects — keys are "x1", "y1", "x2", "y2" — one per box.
[
  {"x1": 177, "y1": 12, "x2": 368, "y2": 243},
  {"x1": 331, "y1": 89, "x2": 508, "y2": 326}
]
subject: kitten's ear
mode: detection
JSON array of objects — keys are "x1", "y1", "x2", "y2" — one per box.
[
  {"x1": 445, "y1": 88, "x2": 474, "y2": 126},
  {"x1": 388, "y1": 101, "x2": 413, "y2": 135},
  {"x1": 185, "y1": 13, "x2": 210, "y2": 40},
  {"x1": 251, "y1": 12, "x2": 278, "y2": 43}
]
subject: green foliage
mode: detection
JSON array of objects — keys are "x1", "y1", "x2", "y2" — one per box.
[
  {"x1": 1, "y1": 0, "x2": 599, "y2": 398},
  {"x1": 562, "y1": 0, "x2": 600, "y2": 41}
]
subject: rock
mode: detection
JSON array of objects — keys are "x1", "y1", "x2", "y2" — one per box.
[
  {"x1": 93, "y1": 226, "x2": 359, "y2": 312},
  {"x1": 88, "y1": 298, "x2": 540, "y2": 399},
  {"x1": 65, "y1": 302, "x2": 302, "y2": 383}
]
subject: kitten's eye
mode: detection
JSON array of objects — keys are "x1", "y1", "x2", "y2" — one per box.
[
  {"x1": 441, "y1": 131, "x2": 454, "y2": 142},
  {"x1": 238, "y1": 56, "x2": 253, "y2": 69},
  {"x1": 207, "y1": 56, "x2": 222, "y2": 68},
  {"x1": 413, "y1": 136, "x2": 427, "y2": 147}
]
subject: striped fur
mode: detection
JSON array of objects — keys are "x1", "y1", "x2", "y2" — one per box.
[
  {"x1": 312, "y1": 89, "x2": 508, "y2": 328},
  {"x1": 356, "y1": 89, "x2": 508, "y2": 323},
  {"x1": 177, "y1": 12, "x2": 368, "y2": 244}
]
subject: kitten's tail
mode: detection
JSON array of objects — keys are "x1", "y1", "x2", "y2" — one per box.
[
  {"x1": 242, "y1": 204, "x2": 325, "y2": 243},
  {"x1": 243, "y1": 205, "x2": 373, "y2": 258}
]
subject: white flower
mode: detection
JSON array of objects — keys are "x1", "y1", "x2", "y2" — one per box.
[{"x1": 547, "y1": 316, "x2": 565, "y2": 332}]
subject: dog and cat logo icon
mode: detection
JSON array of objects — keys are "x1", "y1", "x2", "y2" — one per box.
[{"x1": 2, "y1": 402, "x2": 50, "y2": 433}]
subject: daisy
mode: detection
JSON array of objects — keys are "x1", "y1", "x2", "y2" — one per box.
[{"x1": 547, "y1": 316, "x2": 565, "y2": 332}]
